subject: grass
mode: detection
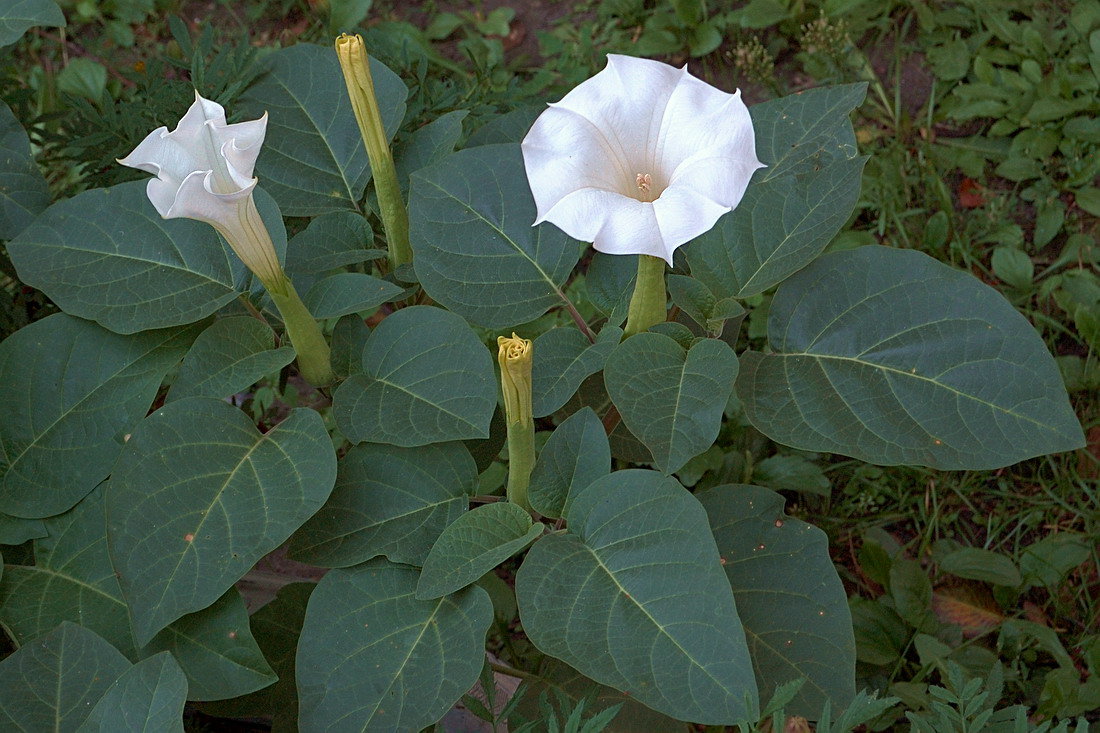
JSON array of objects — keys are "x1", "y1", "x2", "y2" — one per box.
[{"x1": 2, "y1": 0, "x2": 1098, "y2": 729}]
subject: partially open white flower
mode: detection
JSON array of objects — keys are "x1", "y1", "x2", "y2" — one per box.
[
  {"x1": 118, "y1": 91, "x2": 282, "y2": 288},
  {"x1": 521, "y1": 54, "x2": 764, "y2": 264}
]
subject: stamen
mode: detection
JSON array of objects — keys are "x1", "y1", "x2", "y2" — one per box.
[{"x1": 636, "y1": 173, "x2": 652, "y2": 193}]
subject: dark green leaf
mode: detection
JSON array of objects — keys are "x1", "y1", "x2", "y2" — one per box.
[
  {"x1": 0, "y1": 315, "x2": 197, "y2": 518},
  {"x1": 417, "y1": 502, "x2": 542, "y2": 599},
  {"x1": 0, "y1": 0, "x2": 65, "y2": 47},
  {"x1": 532, "y1": 326, "x2": 621, "y2": 418},
  {"x1": 605, "y1": 333, "x2": 738, "y2": 473},
  {"x1": 0, "y1": 512, "x2": 44, "y2": 544},
  {"x1": 738, "y1": 247, "x2": 1084, "y2": 468},
  {"x1": 166, "y1": 316, "x2": 294, "y2": 402},
  {"x1": 330, "y1": 313, "x2": 370, "y2": 379},
  {"x1": 285, "y1": 211, "x2": 382, "y2": 275},
  {"x1": 700, "y1": 484, "x2": 855, "y2": 717},
  {"x1": 409, "y1": 144, "x2": 582, "y2": 327},
  {"x1": 940, "y1": 548, "x2": 1022, "y2": 587},
  {"x1": 240, "y1": 44, "x2": 407, "y2": 216},
  {"x1": 0, "y1": 100, "x2": 50, "y2": 238},
  {"x1": 0, "y1": 622, "x2": 129, "y2": 732},
  {"x1": 1020, "y1": 535, "x2": 1092, "y2": 588},
  {"x1": 394, "y1": 110, "x2": 467, "y2": 192},
  {"x1": 297, "y1": 559, "x2": 492, "y2": 731},
  {"x1": 7, "y1": 182, "x2": 242, "y2": 333},
  {"x1": 290, "y1": 441, "x2": 476, "y2": 567},
  {"x1": 889, "y1": 558, "x2": 935, "y2": 629},
  {"x1": 465, "y1": 106, "x2": 542, "y2": 147},
  {"x1": 752, "y1": 455, "x2": 830, "y2": 496},
  {"x1": 107, "y1": 398, "x2": 336, "y2": 644},
  {"x1": 303, "y1": 272, "x2": 405, "y2": 319},
  {"x1": 516, "y1": 470, "x2": 758, "y2": 724},
  {"x1": 528, "y1": 407, "x2": 610, "y2": 519},
  {"x1": 75, "y1": 652, "x2": 187, "y2": 733},
  {"x1": 333, "y1": 306, "x2": 496, "y2": 446},
  {"x1": 586, "y1": 252, "x2": 636, "y2": 325}
]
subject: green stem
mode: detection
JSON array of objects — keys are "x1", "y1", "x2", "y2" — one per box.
[
  {"x1": 266, "y1": 275, "x2": 334, "y2": 387},
  {"x1": 505, "y1": 417, "x2": 534, "y2": 512},
  {"x1": 623, "y1": 254, "x2": 668, "y2": 338}
]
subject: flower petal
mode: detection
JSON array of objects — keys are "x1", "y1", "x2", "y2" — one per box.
[
  {"x1": 549, "y1": 54, "x2": 683, "y2": 174},
  {"x1": 165, "y1": 169, "x2": 256, "y2": 225},
  {"x1": 540, "y1": 188, "x2": 674, "y2": 260},
  {"x1": 651, "y1": 185, "x2": 733, "y2": 261},
  {"x1": 522, "y1": 106, "x2": 635, "y2": 221}
]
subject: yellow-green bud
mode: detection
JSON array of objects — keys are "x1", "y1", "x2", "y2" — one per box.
[
  {"x1": 334, "y1": 33, "x2": 412, "y2": 269},
  {"x1": 497, "y1": 333, "x2": 534, "y2": 511}
]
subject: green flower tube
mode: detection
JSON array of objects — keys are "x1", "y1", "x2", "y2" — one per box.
[{"x1": 498, "y1": 333, "x2": 535, "y2": 512}]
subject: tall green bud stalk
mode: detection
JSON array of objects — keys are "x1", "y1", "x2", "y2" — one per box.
[
  {"x1": 334, "y1": 33, "x2": 412, "y2": 270},
  {"x1": 497, "y1": 334, "x2": 535, "y2": 512}
]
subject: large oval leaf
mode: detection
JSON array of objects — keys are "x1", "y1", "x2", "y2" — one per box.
[
  {"x1": 605, "y1": 333, "x2": 738, "y2": 474},
  {"x1": 685, "y1": 84, "x2": 868, "y2": 299},
  {"x1": 699, "y1": 484, "x2": 855, "y2": 717},
  {"x1": 333, "y1": 306, "x2": 496, "y2": 446},
  {"x1": 527, "y1": 406, "x2": 610, "y2": 519},
  {"x1": 416, "y1": 501, "x2": 543, "y2": 600},
  {"x1": 166, "y1": 316, "x2": 294, "y2": 402},
  {"x1": 297, "y1": 559, "x2": 492, "y2": 732},
  {"x1": 516, "y1": 470, "x2": 758, "y2": 724},
  {"x1": 532, "y1": 325, "x2": 621, "y2": 418},
  {"x1": 0, "y1": 622, "x2": 129, "y2": 733},
  {"x1": 107, "y1": 398, "x2": 337, "y2": 644},
  {"x1": 75, "y1": 652, "x2": 187, "y2": 733},
  {"x1": 290, "y1": 441, "x2": 476, "y2": 567},
  {"x1": 738, "y1": 246, "x2": 1085, "y2": 468},
  {"x1": 0, "y1": 101, "x2": 50, "y2": 238},
  {"x1": 7, "y1": 182, "x2": 242, "y2": 333},
  {"x1": 0, "y1": 314, "x2": 198, "y2": 518},
  {"x1": 0, "y1": 486, "x2": 277, "y2": 700},
  {"x1": 239, "y1": 44, "x2": 407, "y2": 216},
  {"x1": 409, "y1": 143, "x2": 582, "y2": 327},
  {"x1": 0, "y1": 0, "x2": 65, "y2": 47}
]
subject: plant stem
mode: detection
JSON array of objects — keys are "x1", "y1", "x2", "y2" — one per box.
[
  {"x1": 623, "y1": 254, "x2": 667, "y2": 338},
  {"x1": 505, "y1": 417, "x2": 535, "y2": 512},
  {"x1": 266, "y1": 276, "x2": 334, "y2": 387}
]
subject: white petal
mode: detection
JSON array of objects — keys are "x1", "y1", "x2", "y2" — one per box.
[
  {"x1": 219, "y1": 113, "x2": 268, "y2": 183},
  {"x1": 549, "y1": 54, "x2": 683, "y2": 173},
  {"x1": 164, "y1": 169, "x2": 256, "y2": 226},
  {"x1": 522, "y1": 106, "x2": 635, "y2": 221},
  {"x1": 651, "y1": 185, "x2": 733, "y2": 261}
]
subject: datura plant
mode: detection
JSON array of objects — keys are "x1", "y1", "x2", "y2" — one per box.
[{"x1": 0, "y1": 33, "x2": 1084, "y2": 733}]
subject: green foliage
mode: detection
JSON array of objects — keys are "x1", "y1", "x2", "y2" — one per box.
[{"x1": 0, "y1": 1, "x2": 1093, "y2": 729}]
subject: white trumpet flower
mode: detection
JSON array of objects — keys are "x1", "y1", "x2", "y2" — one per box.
[
  {"x1": 118, "y1": 91, "x2": 283, "y2": 289},
  {"x1": 521, "y1": 54, "x2": 764, "y2": 265}
]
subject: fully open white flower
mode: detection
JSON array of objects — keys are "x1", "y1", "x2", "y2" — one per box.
[
  {"x1": 118, "y1": 91, "x2": 282, "y2": 287},
  {"x1": 521, "y1": 54, "x2": 765, "y2": 264}
]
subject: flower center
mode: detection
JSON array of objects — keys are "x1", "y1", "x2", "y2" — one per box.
[{"x1": 635, "y1": 172, "x2": 657, "y2": 203}]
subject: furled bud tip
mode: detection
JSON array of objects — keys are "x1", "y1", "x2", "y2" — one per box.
[
  {"x1": 497, "y1": 333, "x2": 534, "y2": 512},
  {"x1": 497, "y1": 333, "x2": 533, "y2": 426},
  {"x1": 334, "y1": 33, "x2": 411, "y2": 269}
]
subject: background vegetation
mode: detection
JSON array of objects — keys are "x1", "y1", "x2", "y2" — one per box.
[{"x1": 1, "y1": 0, "x2": 1097, "y2": 729}]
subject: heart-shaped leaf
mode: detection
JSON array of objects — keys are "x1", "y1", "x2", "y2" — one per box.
[
  {"x1": 686, "y1": 84, "x2": 867, "y2": 299},
  {"x1": 290, "y1": 441, "x2": 476, "y2": 567},
  {"x1": 528, "y1": 407, "x2": 610, "y2": 519},
  {"x1": 107, "y1": 398, "x2": 337, "y2": 644},
  {"x1": 417, "y1": 502, "x2": 543, "y2": 599},
  {"x1": 7, "y1": 182, "x2": 243, "y2": 333},
  {"x1": 394, "y1": 109, "x2": 467, "y2": 192},
  {"x1": 0, "y1": 622, "x2": 130, "y2": 732},
  {"x1": 409, "y1": 144, "x2": 582, "y2": 328},
  {"x1": 303, "y1": 272, "x2": 404, "y2": 319},
  {"x1": 738, "y1": 246, "x2": 1085, "y2": 468},
  {"x1": 0, "y1": 314, "x2": 198, "y2": 518},
  {"x1": 699, "y1": 484, "x2": 855, "y2": 717},
  {"x1": 239, "y1": 44, "x2": 407, "y2": 216},
  {"x1": 0, "y1": 484, "x2": 278, "y2": 699},
  {"x1": 166, "y1": 316, "x2": 294, "y2": 402},
  {"x1": 516, "y1": 470, "x2": 758, "y2": 724},
  {"x1": 75, "y1": 652, "x2": 188, "y2": 733},
  {"x1": 532, "y1": 326, "x2": 621, "y2": 418},
  {"x1": 297, "y1": 559, "x2": 492, "y2": 732},
  {"x1": 605, "y1": 333, "x2": 738, "y2": 474},
  {"x1": 285, "y1": 211, "x2": 382, "y2": 275},
  {"x1": 333, "y1": 306, "x2": 496, "y2": 446},
  {"x1": 0, "y1": 101, "x2": 50, "y2": 238}
]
